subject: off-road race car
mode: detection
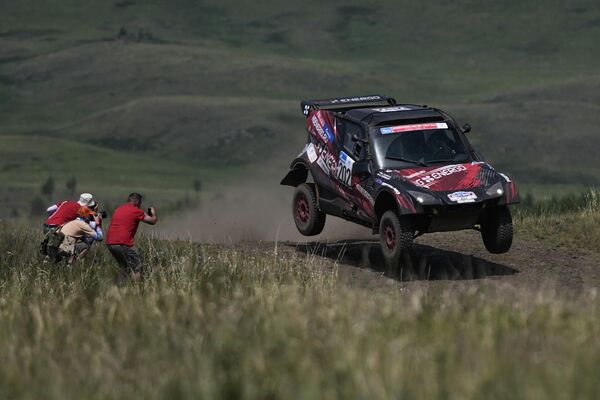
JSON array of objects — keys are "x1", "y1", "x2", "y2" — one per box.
[{"x1": 281, "y1": 95, "x2": 519, "y2": 268}]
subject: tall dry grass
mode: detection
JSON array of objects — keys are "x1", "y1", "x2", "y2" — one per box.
[
  {"x1": 0, "y1": 219, "x2": 600, "y2": 399},
  {"x1": 515, "y1": 188, "x2": 600, "y2": 252}
]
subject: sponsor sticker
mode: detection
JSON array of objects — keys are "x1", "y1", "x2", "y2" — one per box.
[
  {"x1": 330, "y1": 95, "x2": 382, "y2": 104},
  {"x1": 414, "y1": 164, "x2": 467, "y2": 188},
  {"x1": 372, "y1": 106, "x2": 411, "y2": 113},
  {"x1": 336, "y1": 151, "x2": 355, "y2": 186},
  {"x1": 311, "y1": 114, "x2": 335, "y2": 143},
  {"x1": 377, "y1": 171, "x2": 392, "y2": 180},
  {"x1": 447, "y1": 191, "x2": 477, "y2": 203},
  {"x1": 380, "y1": 122, "x2": 448, "y2": 135},
  {"x1": 317, "y1": 156, "x2": 330, "y2": 175},
  {"x1": 306, "y1": 143, "x2": 318, "y2": 163}
]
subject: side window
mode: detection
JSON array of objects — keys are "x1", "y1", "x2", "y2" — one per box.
[{"x1": 336, "y1": 119, "x2": 366, "y2": 159}]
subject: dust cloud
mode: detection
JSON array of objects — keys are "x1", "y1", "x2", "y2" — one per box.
[{"x1": 157, "y1": 182, "x2": 372, "y2": 243}]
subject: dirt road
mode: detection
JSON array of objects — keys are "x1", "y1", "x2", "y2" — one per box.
[
  {"x1": 159, "y1": 185, "x2": 600, "y2": 297},
  {"x1": 285, "y1": 230, "x2": 600, "y2": 296}
]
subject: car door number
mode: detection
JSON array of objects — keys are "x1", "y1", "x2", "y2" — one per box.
[{"x1": 337, "y1": 151, "x2": 355, "y2": 187}]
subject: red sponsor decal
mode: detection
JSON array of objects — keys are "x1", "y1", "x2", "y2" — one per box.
[
  {"x1": 381, "y1": 122, "x2": 448, "y2": 134},
  {"x1": 394, "y1": 163, "x2": 483, "y2": 191}
]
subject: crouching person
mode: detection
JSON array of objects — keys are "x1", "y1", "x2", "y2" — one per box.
[
  {"x1": 59, "y1": 206, "x2": 103, "y2": 264},
  {"x1": 106, "y1": 193, "x2": 158, "y2": 282},
  {"x1": 44, "y1": 193, "x2": 95, "y2": 233}
]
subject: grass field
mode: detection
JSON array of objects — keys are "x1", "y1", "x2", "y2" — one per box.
[
  {"x1": 2, "y1": 195, "x2": 600, "y2": 399},
  {"x1": 0, "y1": 134, "x2": 248, "y2": 217},
  {"x1": 515, "y1": 188, "x2": 600, "y2": 253}
]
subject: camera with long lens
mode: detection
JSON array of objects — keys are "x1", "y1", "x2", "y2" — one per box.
[{"x1": 89, "y1": 201, "x2": 107, "y2": 219}]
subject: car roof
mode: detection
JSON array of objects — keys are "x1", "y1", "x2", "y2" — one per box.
[{"x1": 342, "y1": 105, "x2": 445, "y2": 126}]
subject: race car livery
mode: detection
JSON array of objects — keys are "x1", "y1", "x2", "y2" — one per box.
[{"x1": 282, "y1": 95, "x2": 519, "y2": 267}]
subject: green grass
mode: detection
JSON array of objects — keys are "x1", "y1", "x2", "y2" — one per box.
[
  {"x1": 515, "y1": 183, "x2": 589, "y2": 202},
  {"x1": 0, "y1": 135, "x2": 248, "y2": 217},
  {"x1": 1, "y1": 222, "x2": 600, "y2": 399},
  {"x1": 515, "y1": 188, "x2": 600, "y2": 252}
]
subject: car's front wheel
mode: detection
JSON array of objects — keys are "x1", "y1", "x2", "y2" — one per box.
[
  {"x1": 480, "y1": 205, "x2": 513, "y2": 254},
  {"x1": 293, "y1": 183, "x2": 326, "y2": 236},
  {"x1": 379, "y1": 210, "x2": 414, "y2": 272}
]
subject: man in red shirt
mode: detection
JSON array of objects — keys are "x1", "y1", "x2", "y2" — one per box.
[
  {"x1": 106, "y1": 193, "x2": 158, "y2": 282},
  {"x1": 43, "y1": 193, "x2": 95, "y2": 233}
]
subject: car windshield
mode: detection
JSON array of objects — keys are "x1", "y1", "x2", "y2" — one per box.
[{"x1": 372, "y1": 124, "x2": 470, "y2": 168}]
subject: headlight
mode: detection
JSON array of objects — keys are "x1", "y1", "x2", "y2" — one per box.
[
  {"x1": 485, "y1": 182, "x2": 504, "y2": 198},
  {"x1": 407, "y1": 190, "x2": 441, "y2": 205}
]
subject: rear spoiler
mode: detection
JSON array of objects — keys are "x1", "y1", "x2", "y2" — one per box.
[{"x1": 301, "y1": 95, "x2": 396, "y2": 117}]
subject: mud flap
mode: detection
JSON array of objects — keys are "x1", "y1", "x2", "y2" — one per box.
[{"x1": 280, "y1": 167, "x2": 308, "y2": 187}]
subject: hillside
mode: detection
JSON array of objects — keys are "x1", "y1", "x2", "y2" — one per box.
[{"x1": 1, "y1": 1, "x2": 600, "y2": 216}]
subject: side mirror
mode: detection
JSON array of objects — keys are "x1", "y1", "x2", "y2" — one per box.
[
  {"x1": 352, "y1": 159, "x2": 371, "y2": 176},
  {"x1": 462, "y1": 124, "x2": 472, "y2": 133}
]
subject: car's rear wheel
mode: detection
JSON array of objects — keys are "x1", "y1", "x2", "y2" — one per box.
[
  {"x1": 480, "y1": 205, "x2": 513, "y2": 254},
  {"x1": 293, "y1": 183, "x2": 326, "y2": 236},
  {"x1": 379, "y1": 210, "x2": 414, "y2": 272}
]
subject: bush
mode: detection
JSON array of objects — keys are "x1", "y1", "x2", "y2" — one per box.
[
  {"x1": 66, "y1": 176, "x2": 77, "y2": 195},
  {"x1": 41, "y1": 176, "x2": 54, "y2": 198}
]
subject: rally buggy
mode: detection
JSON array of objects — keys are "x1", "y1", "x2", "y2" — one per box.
[{"x1": 281, "y1": 95, "x2": 519, "y2": 267}]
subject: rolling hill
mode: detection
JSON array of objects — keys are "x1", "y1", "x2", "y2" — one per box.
[{"x1": 1, "y1": 0, "x2": 599, "y2": 216}]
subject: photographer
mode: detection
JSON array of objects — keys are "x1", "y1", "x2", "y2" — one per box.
[
  {"x1": 57, "y1": 206, "x2": 104, "y2": 264},
  {"x1": 43, "y1": 193, "x2": 95, "y2": 233},
  {"x1": 83, "y1": 200, "x2": 107, "y2": 248},
  {"x1": 106, "y1": 193, "x2": 158, "y2": 282}
]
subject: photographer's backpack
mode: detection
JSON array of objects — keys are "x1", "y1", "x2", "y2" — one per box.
[{"x1": 41, "y1": 227, "x2": 65, "y2": 263}]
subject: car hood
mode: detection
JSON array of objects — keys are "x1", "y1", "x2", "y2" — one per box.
[{"x1": 377, "y1": 162, "x2": 501, "y2": 192}]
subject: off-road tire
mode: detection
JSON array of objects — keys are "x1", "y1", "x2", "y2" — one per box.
[
  {"x1": 481, "y1": 205, "x2": 513, "y2": 254},
  {"x1": 379, "y1": 210, "x2": 414, "y2": 272},
  {"x1": 293, "y1": 183, "x2": 326, "y2": 236}
]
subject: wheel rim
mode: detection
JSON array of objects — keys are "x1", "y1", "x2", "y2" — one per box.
[
  {"x1": 384, "y1": 224, "x2": 396, "y2": 250},
  {"x1": 296, "y1": 195, "x2": 310, "y2": 224}
]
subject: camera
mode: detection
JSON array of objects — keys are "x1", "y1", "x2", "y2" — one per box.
[{"x1": 89, "y1": 201, "x2": 107, "y2": 219}]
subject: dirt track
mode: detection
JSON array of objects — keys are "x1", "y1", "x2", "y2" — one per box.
[
  {"x1": 284, "y1": 230, "x2": 600, "y2": 297},
  {"x1": 158, "y1": 186, "x2": 600, "y2": 297}
]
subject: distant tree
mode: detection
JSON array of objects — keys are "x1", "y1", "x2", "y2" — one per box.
[
  {"x1": 193, "y1": 178, "x2": 203, "y2": 193},
  {"x1": 41, "y1": 176, "x2": 55, "y2": 198},
  {"x1": 30, "y1": 196, "x2": 47, "y2": 216},
  {"x1": 66, "y1": 176, "x2": 77, "y2": 195}
]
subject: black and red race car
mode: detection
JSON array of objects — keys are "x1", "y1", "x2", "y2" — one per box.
[{"x1": 281, "y1": 95, "x2": 519, "y2": 267}]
